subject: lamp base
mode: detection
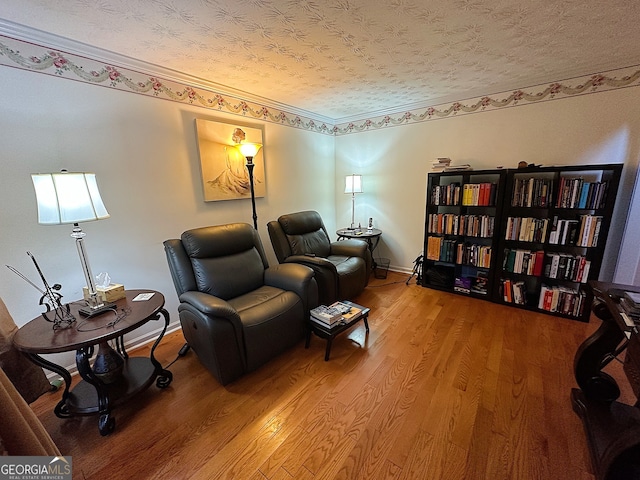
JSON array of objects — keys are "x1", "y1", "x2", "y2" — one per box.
[{"x1": 79, "y1": 302, "x2": 117, "y2": 317}]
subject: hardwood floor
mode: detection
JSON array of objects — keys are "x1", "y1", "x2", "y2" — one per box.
[{"x1": 31, "y1": 272, "x2": 609, "y2": 479}]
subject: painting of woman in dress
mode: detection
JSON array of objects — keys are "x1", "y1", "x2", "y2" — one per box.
[{"x1": 195, "y1": 119, "x2": 265, "y2": 201}]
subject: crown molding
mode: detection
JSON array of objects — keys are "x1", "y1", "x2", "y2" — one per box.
[
  {"x1": 0, "y1": 19, "x2": 335, "y2": 128},
  {"x1": 2, "y1": 19, "x2": 640, "y2": 137}
]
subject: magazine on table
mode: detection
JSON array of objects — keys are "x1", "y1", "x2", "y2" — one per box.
[{"x1": 310, "y1": 302, "x2": 362, "y2": 325}]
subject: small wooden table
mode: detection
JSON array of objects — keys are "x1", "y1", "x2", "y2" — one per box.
[
  {"x1": 336, "y1": 228, "x2": 382, "y2": 257},
  {"x1": 572, "y1": 281, "x2": 640, "y2": 479},
  {"x1": 13, "y1": 289, "x2": 173, "y2": 436},
  {"x1": 305, "y1": 301, "x2": 370, "y2": 361}
]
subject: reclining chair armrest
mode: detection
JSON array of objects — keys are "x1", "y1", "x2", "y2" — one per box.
[
  {"x1": 265, "y1": 263, "x2": 319, "y2": 312},
  {"x1": 284, "y1": 254, "x2": 338, "y2": 272},
  {"x1": 331, "y1": 239, "x2": 373, "y2": 281},
  {"x1": 179, "y1": 291, "x2": 241, "y2": 325},
  {"x1": 330, "y1": 238, "x2": 368, "y2": 257}
]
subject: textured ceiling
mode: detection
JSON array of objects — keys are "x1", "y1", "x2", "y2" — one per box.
[{"x1": 1, "y1": 0, "x2": 640, "y2": 121}]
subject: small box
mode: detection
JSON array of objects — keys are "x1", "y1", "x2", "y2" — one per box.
[{"x1": 83, "y1": 283, "x2": 126, "y2": 303}]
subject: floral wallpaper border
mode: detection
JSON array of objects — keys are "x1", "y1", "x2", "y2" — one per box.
[
  {"x1": 1, "y1": 34, "x2": 640, "y2": 137},
  {"x1": 333, "y1": 66, "x2": 640, "y2": 135},
  {"x1": 0, "y1": 34, "x2": 333, "y2": 135}
]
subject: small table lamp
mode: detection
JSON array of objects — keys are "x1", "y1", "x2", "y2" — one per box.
[
  {"x1": 31, "y1": 170, "x2": 112, "y2": 316},
  {"x1": 345, "y1": 174, "x2": 363, "y2": 230}
]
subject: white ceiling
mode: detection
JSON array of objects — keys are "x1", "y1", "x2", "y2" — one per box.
[{"x1": 1, "y1": 0, "x2": 640, "y2": 121}]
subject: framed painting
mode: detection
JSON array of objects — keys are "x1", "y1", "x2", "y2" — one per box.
[{"x1": 195, "y1": 118, "x2": 265, "y2": 202}]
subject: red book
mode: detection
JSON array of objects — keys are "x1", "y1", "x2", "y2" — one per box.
[{"x1": 533, "y1": 250, "x2": 544, "y2": 276}]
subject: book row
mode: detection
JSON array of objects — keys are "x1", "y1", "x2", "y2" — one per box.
[
  {"x1": 500, "y1": 278, "x2": 528, "y2": 305},
  {"x1": 502, "y1": 249, "x2": 545, "y2": 276},
  {"x1": 548, "y1": 215, "x2": 602, "y2": 247},
  {"x1": 461, "y1": 183, "x2": 498, "y2": 206},
  {"x1": 426, "y1": 237, "x2": 492, "y2": 267},
  {"x1": 427, "y1": 213, "x2": 496, "y2": 238},
  {"x1": 538, "y1": 284, "x2": 587, "y2": 318},
  {"x1": 510, "y1": 176, "x2": 611, "y2": 210},
  {"x1": 511, "y1": 177, "x2": 553, "y2": 208},
  {"x1": 430, "y1": 182, "x2": 498, "y2": 206},
  {"x1": 454, "y1": 272, "x2": 489, "y2": 295},
  {"x1": 543, "y1": 253, "x2": 591, "y2": 283},
  {"x1": 499, "y1": 280, "x2": 587, "y2": 318},
  {"x1": 505, "y1": 217, "x2": 549, "y2": 243},
  {"x1": 502, "y1": 248, "x2": 591, "y2": 283},
  {"x1": 556, "y1": 177, "x2": 609, "y2": 209}
]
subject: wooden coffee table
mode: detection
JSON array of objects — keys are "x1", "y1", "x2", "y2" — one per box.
[{"x1": 305, "y1": 300, "x2": 370, "y2": 360}]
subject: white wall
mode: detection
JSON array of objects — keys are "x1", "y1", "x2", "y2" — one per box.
[
  {"x1": 0, "y1": 66, "x2": 335, "y2": 367},
  {"x1": 335, "y1": 88, "x2": 640, "y2": 280}
]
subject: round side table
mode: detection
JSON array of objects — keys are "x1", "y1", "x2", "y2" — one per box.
[
  {"x1": 336, "y1": 228, "x2": 382, "y2": 268},
  {"x1": 13, "y1": 289, "x2": 173, "y2": 436}
]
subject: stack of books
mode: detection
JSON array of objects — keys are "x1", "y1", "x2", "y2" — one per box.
[
  {"x1": 620, "y1": 291, "x2": 640, "y2": 325},
  {"x1": 310, "y1": 302, "x2": 361, "y2": 328},
  {"x1": 444, "y1": 164, "x2": 472, "y2": 172},
  {"x1": 431, "y1": 157, "x2": 451, "y2": 172}
]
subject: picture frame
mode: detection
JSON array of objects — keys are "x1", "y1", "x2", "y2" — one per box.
[{"x1": 195, "y1": 118, "x2": 265, "y2": 202}]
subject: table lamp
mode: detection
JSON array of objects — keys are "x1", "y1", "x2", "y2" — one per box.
[
  {"x1": 345, "y1": 174, "x2": 363, "y2": 230},
  {"x1": 31, "y1": 170, "x2": 113, "y2": 316}
]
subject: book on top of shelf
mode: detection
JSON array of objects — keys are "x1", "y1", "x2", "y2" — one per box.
[{"x1": 444, "y1": 164, "x2": 472, "y2": 172}]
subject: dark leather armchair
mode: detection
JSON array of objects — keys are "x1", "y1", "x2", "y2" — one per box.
[
  {"x1": 267, "y1": 210, "x2": 371, "y2": 305},
  {"x1": 164, "y1": 223, "x2": 317, "y2": 385}
]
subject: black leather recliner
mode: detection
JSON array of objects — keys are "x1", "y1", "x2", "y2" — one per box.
[
  {"x1": 164, "y1": 223, "x2": 318, "y2": 385},
  {"x1": 267, "y1": 210, "x2": 371, "y2": 306}
]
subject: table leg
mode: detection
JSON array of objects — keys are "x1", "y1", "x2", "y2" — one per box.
[
  {"x1": 324, "y1": 338, "x2": 333, "y2": 361},
  {"x1": 25, "y1": 352, "x2": 73, "y2": 418},
  {"x1": 76, "y1": 346, "x2": 115, "y2": 436},
  {"x1": 149, "y1": 308, "x2": 173, "y2": 388}
]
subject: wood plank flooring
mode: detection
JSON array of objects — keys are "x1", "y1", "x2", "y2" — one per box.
[{"x1": 31, "y1": 272, "x2": 613, "y2": 479}]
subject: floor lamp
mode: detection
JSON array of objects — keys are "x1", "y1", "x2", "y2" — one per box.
[
  {"x1": 345, "y1": 174, "x2": 363, "y2": 230},
  {"x1": 237, "y1": 143, "x2": 263, "y2": 229}
]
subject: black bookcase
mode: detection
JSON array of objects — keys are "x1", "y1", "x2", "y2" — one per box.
[
  {"x1": 422, "y1": 164, "x2": 622, "y2": 321},
  {"x1": 422, "y1": 169, "x2": 507, "y2": 300}
]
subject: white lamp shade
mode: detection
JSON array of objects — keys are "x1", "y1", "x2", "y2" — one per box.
[
  {"x1": 32, "y1": 172, "x2": 110, "y2": 225},
  {"x1": 237, "y1": 142, "x2": 262, "y2": 158},
  {"x1": 344, "y1": 174, "x2": 363, "y2": 194}
]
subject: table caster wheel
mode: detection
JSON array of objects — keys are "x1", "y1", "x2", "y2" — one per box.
[
  {"x1": 156, "y1": 370, "x2": 173, "y2": 388},
  {"x1": 99, "y1": 413, "x2": 115, "y2": 436}
]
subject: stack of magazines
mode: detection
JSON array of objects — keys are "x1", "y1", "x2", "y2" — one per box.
[
  {"x1": 310, "y1": 302, "x2": 361, "y2": 328},
  {"x1": 620, "y1": 291, "x2": 640, "y2": 324}
]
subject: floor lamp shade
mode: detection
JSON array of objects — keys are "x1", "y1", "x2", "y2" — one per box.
[{"x1": 31, "y1": 172, "x2": 110, "y2": 225}]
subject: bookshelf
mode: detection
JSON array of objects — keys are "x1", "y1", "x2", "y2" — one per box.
[
  {"x1": 422, "y1": 164, "x2": 623, "y2": 322},
  {"x1": 422, "y1": 169, "x2": 507, "y2": 299}
]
